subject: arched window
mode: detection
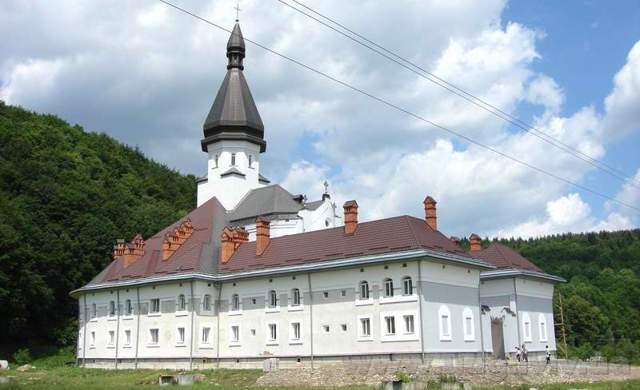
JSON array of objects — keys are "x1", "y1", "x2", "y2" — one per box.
[
  {"x1": 214, "y1": 154, "x2": 219, "y2": 168},
  {"x1": 231, "y1": 153, "x2": 236, "y2": 166},
  {"x1": 462, "y1": 307, "x2": 475, "y2": 341},
  {"x1": 231, "y1": 294, "x2": 240, "y2": 311},
  {"x1": 178, "y1": 294, "x2": 186, "y2": 311},
  {"x1": 109, "y1": 301, "x2": 116, "y2": 317},
  {"x1": 383, "y1": 278, "x2": 394, "y2": 297},
  {"x1": 203, "y1": 294, "x2": 212, "y2": 311},
  {"x1": 438, "y1": 305, "x2": 452, "y2": 341},
  {"x1": 248, "y1": 155, "x2": 253, "y2": 168},
  {"x1": 91, "y1": 303, "x2": 97, "y2": 319},
  {"x1": 125, "y1": 299, "x2": 132, "y2": 316},
  {"x1": 538, "y1": 313, "x2": 548, "y2": 342},
  {"x1": 291, "y1": 288, "x2": 301, "y2": 306},
  {"x1": 522, "y1": 312, "x2": 532, "y2": 342},
  {"x1": 359, "y1": 281, "x2": 370, "y2": 300},
  {"x1": 402, "y1": 276, "x2": 413, "y2": 295},
  {"x1": 268, "y1": 290, "x2": 277, "y2": 308}
]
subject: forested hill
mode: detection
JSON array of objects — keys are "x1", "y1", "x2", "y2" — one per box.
[
  {"x1": 0, "y1": 102, "x2": 196, "y2": 347},
  {"x1": 499, "y1": 231, "x2": 640, "y2": 360}
]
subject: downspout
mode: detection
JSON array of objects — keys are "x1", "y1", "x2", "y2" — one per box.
[
  {"x1": 216, "y1": 282, "x2": 223, "y2": 368},
  {"x1": 513, "y1": 278, "x2": 522, "y2": 350},
  {"x1": 417, "y1": 260, "x2": 425, "y2": 363},
  {"x1": 114, "y1": 290, "x2": 120, "y2": 369},
  {"x1": 82, "y1": 295, "x2": 87, "y2": 367},
  {"x1": 134, "y1": 287, "x2": 141, "y2": 369},
  {"x1": 477, "y1": 281, "x2": 485, "y2": 371},
  {"x1": 307, "y1": 272, "x2": 314, "y2": 369},
  {"x1": 189, "y1": 280, "x2": 195, "y2": 371}
]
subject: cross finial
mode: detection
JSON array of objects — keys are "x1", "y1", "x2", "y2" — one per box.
[
  {"x1": 323, "y1": 180, "x2": 329, "y2": 194},
  {"x1": 234, "y1": 0, "x2": 241, "y2": 22}
]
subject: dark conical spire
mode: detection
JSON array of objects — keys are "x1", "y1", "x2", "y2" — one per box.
[{"x1": 201, "y1": 22, "x2": 266, "y2": 153}]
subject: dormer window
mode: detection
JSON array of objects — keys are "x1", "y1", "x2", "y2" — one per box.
[{"x1": 231, "y1": 153, "x2": 236, "y2": 166}]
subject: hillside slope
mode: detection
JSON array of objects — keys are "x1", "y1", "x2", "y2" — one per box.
[{"x1": 0, "y1": 102, "x2": 196, "y2": 346}]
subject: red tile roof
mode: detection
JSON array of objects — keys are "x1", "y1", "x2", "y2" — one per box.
[
  {"x1": 219, "y1": 215, "x2": 472, "y2": 273},
  {"x1": 471, "y1": 243, "x2": 542, "y2": 272}
]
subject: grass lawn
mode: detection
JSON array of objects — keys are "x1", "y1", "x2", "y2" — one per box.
[{"x1": 479, "y1": 380, "x2": 640, "y2": 389}]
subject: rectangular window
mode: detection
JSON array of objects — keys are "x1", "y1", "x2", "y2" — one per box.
[
  {"x1": 150, "y1": 299, "x2": 160, "y2": 313},
  {"x1": 90, "y1": 331, "x2": 96, "y2": 346},
  {"x1": 540, "y1": 321, "x2": 548, "y2": 341},
  {"x1": 465, "y1": 317, "x2": 473, "y2": 337},
  {"x1": 231, "y1": 153, "x2": 236, "y2": 166},
  {"x1": 360, "y1": 318, "x2": 371, "y2": 337},
  {"x1": 108, "y1": 330, "x2": 115, "y2": 345},
  {"x1": 124, "y1": 330, "x2": 131, "y2": 346},
  {"x1": 177, "y1": 327, "x2": 185, "y2": 344},
  {"x1": 384, "y1": 279, "x2": 394, "y2": 297},
  {"x1": 385, "y1": 316, "x2": 396, "y2": 335},
  {"x1": 441, "y1": 315, "x2": 450, "y2": 337},
  {"x1": 268, "y1": 291, "x2": 277, "y2": 308},
  {"x1": 149, "y1": 328, "x2": 159, "y2": 345},
  {"x1": 404, "y1": 315, "x2": 415, "y2": 334},
  {"x1": 291, "y1": 322, "x2": 301, "y2": 341},
  {"x1": 125, "y1": 300, "x2": 132, "y2": 316},
  {"x1": 202, "y1": 327, "x2": 211, "y2": 344},
  {"x1": 268, "y1": 324, "x2": 277, "y2": 341},
  {"x1": 109, "y1": 301, "x2": 116, "y2": 317},
  {"x1": 323, "y1": 291, "x2": 329, "y2": 299},
  {"x1": 231, "y1": 326, "x2": 240, "y2": 342},
  {"x1": 292, "y1": 289, "x2": 301, "y2": 306},
  {"x1": 525, "y1": 321, "x2": 531, "y2": 339},
  {"x1": 359, "y1": 282, "x2": 369, "y2": 300}
]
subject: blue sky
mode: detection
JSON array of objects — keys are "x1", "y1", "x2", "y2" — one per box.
[{"x1": 1, "y1": 0, "x2": 639, "y2": 238}]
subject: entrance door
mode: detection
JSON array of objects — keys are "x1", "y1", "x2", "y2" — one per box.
[{"x1": 491, "y1": 318, "x2": 505, "y2": 359}]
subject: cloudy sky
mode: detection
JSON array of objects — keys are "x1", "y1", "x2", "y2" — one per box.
[{"x1": 2, "y1": 0, "x2": 640, "y2": 239}]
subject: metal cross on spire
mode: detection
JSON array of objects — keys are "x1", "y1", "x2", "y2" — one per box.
[
  {"x1": 323, "y1": 180, "x2": 329, "y2": 194},
  {"x1": 234, "y1": 0, "x2": 241, "y2": 22}
]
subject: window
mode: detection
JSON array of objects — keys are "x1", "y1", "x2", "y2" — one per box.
[
  {"x1": 214, "y1": 154, "x2": 219, "y2": 168},
  {"x1": 291, "y1": 322, "x2": 301, "y2": 341},
  {"x1": 231, "y1": 294, "x2": 240, "y2": 311},
  {"x1": 248, "y1": 155, "x2": 253, "y2": 168},
  {"x1": 539, "y1": 314, "x2": 548, "y2": 342},
  {"x1": 384, "y1": 278, "x2": 394, "y2": 297},
  {"x1": 125, "y1": 299, "x2": 132, "y2": 316},
  {"x1": 268, "y1": 323, "x2": 277, "y2": 342},
  {"x1": 90, "y1": 331, "x2": 96, "y2": 346},
  {"x1": 323, "y1": 291, "x2": 329, "y2": 299},
  {"x1": 202, "y1": 327, "x2": 211, "y2": 344},
  {"x1": 463, "y1": 307, "x2": 475, "y2": 341},
  {"x1": 150, "y1": 298, "x2": 160, "y2": 314},
  {"x1": 323, "y1": 325, "x2": 330, "y2": 333},
  {"x1": 385, "y1": 316, "x2": 396, "y2": 335},
  {"x1": 149, "y1": 328, "x2": 159, "y2": 345},
  {"x1": 109, "y1": 301, "x2": 116, "y2": 317},
  {"x1": 177, "y1": 327, "x2": 185, "y2": 344},
  {"x1": 177, "y1": 294, "x2": 186, "y2": 311},
  {"x1": 231, "y1": 153, "x2": 236, "y2": 166},
  {"x1": 291, "y1": 288, "x2": 301, "y2": 306},
  {"x1": 203, "y1": 295, "x2": 211, "y2": 311},
  {"x1": 124, "y1": 330, "x2": 131, "y2": 346},
  {"x1": 360, "y1": 318, "x2": 371, "y2": 337},
  {"x1": 439, "y1": 305, "x2": 452, "y2": 341},
  {"x1": 231, "y1": 325, "x2": 240, "y2": 343},
  {"x1": 91, "y1": 303, "x2": 97, "y2": 319},
  {"x1": 359, "y1": 281, "x2": 370, "y2": 300},
  {"x1": 341, "y1": 290, "x2": 347, "y2": 297},
  {"x1": 268, "y1": 290, "x2": 277, "y2": 308},
  {"x1": 404, "y1": 315, "x2": 415, "y2": 334},
  {"x1": 522, "y1": 312, "x2": 532, "y2": 342},
  {"x1": 402, "y1": 276, "x2": 413, "y2": 296},
  {"x1": 108, "y1": 330, "x2": 115, "y2": 345}
]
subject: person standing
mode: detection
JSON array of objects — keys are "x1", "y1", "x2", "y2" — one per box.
[
  {"x1": 521, "y1": 344, "x2": 529, "y2": 362},
  {"x1": 515, "y1": 346, "x2": 521, "y2": 362},
  {"x1": 545, "y1": 345, "x2": 551, "y2": 364}
]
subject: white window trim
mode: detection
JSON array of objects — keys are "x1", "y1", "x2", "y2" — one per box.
[
  {"x1": 403, "y1": 314, "x2": 416, "y2": 335},
  {"x1": 266, "y1": 322, "x2": 279, "y2": 346},
  {"x1": 202, "y1": 295, "x2": 213, "y2": 312},
  {"x1": 229, "y1": 323, "x2": 241, "y2": 346},
  {"x1": 148, "y1": 299, "x2": 161, "y2": 317},
  {"x1": 89, "y1": 331, "x2": 96, "y2": 348},
  {"x1": 538, "y1": 313, "x2": 548, "y2": 342},
  {"x1": 462, "y1": 307, "x2": 475, "y2": 341},
  {"x1": 288, "y1": 289, "x2": 304, "y2": 311},
  {"x1": 522, "y1": 312, "x2": 532, "y2": 342},
  {"x1": 357, "y1": 315, "x2": 373, "y2": 341},
  {"x1": 200, "y1": 325, "x2": 213, "y2": 349},
  {"x1": 438, "y1": 305, "x2": 452, "y2": 342},
  {"x1": 379, "y1": 294, "x2": 418, "y2": 304},
  {"x1": 175, "y1": 327, "x2": 187, "y2": 347},
  {"x1": 123, "y1": 328, "x2": 132, "y2": 348},
  {"x1": 229, "y1": 294, "x2": 243, "y2": 316},
  {"x1": 107, "y1": 330, "x2": 116, "y2": 348},
  {"x1": 147, "y1": 328, "x2": 160, "y2": 348},
  {"x1": 266, "y1": 291, "x2": 279, "y2": 313},
  {"x1": 288, "y1": 321, "x2": 303, "y2": 344},
  {"x1": 401, "y1": 276, "x2": 413, "y2": 296}
]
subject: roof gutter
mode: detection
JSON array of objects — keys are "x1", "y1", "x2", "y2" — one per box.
[
  {"x1": 70, "y1": 248, "x2": 494, "y2": 297},
  {"x1": 480, "y1": 268, "x2": 566, "y2": 283}
]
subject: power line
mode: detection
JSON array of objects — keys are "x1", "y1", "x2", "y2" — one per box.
[
  {"x1": 278, "y1": 0, "x2": 640, "y2": 190},
  {"x1": 157, "y1": 0, "x2": 640, "y2": 214}
]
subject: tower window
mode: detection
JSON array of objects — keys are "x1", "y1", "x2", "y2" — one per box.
[
  {"x1": 231, "y1": 153, "x2": 236, "y2": 166},
  {"x1": 248, "y1": 155, "x2": 253, "y2": 168},
  {"x1": 214, "y1": 154, "x2": 219, "y2": 168}
]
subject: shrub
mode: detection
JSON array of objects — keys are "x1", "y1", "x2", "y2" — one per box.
[
  {"x1": 395, "y1": 370, "x2": 412, "y2": 383},
  {"x1": 12, "y1": 348, "x2": 32, "y2": 365}
]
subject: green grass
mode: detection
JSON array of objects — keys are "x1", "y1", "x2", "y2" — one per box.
[{"x1": 477, "y1": 380, "x2": 640, "y2": 389}]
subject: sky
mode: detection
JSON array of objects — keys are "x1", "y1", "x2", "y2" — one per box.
[{"x1": 1, "y1": 0, "x2": 639, "y2": 239}]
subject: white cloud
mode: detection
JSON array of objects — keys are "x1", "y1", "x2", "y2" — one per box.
[{"x1": 604, "y1": 40, "x2": 640, "y2": 138}]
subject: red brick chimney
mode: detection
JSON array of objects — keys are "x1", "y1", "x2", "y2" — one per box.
[
  {"x1": 220, "y1": 227, "x2": 249, "y2": 263},
  {"x1": 343, "y1": 200, "x2": 359, "y2": 235},
  {"x1": 469, "y1": 233, "x2": 482, "y2": 252},
  {"x1": 423, "y1": 196, "x2": 437, "y2": 231},
  {"x1": 256, "y1": 216, "x2": 271, "y2": 256}
]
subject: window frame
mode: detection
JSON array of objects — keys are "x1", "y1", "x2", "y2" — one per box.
[
  {"x1": 438, "y1": 305, "x2": 452, "y2": 341},
  {"x1": 462, "y1": 307, "x2": 475, "y2": 341},
  {"x1": 266, "y1": 322, "x2": 278, "y2": 345},
  {"x1": 383, "y1": 278, "x2": 394, "y2": 298},
  {"x1": 124, "y1": 299, "x2": 133, "y2": 316},
  {"x1": 384, "y1": 315, "x2": 396, "y2": 335},
  {"x1": 358, "y1": 316, "x2": 372, "y2": 340},
  {"x1": 123, "y1": 329, "x2": 132, "y2": 347},
  {"x1": 522, "y1": 312, "x2": 532, "y2": 342},
  {"x1": 231, "y1": 294, "x2": 241, "y2": 312},
  {"x1": 177, "y1": 294, "x2": 187, "y2": 312},
  {"x1": 289, "y1": 321, "x2": 302, "y2": 344},
  {"x1": 148, "y1": 328, "x2": 160, "y2": 346},
  {"x1": 202, "y1": 294, "x2": 212, "y2": 312},
  {"x1": 201, "y1": 326, "x2": 212, "y2": 346},
  {"x1": 403, "y1": 314, "x2": 415, "y2": 334},
  {"x1": 108, "y1": 301, "x2": 116, "y2": 317},
  {"x1": 176, "y1": 327, "x2": 186, "y2": 346},
  {"x1": 539, "y1": 313, "x2": 548, "y2": 342},
  {"x1": 402, "y1": 276, "x2": 413, "y2": 296},
  {"x1": 230, "y1": 324, "x2": 241, "y2": 344},
  {"x1": 150, "y1": 298, "x2": 160, "y2": 314}
]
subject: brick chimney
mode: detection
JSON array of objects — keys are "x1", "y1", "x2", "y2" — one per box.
[
  {"x1": 256, "y1": 216, "x2": 271, "y2": 256},
  {"x1": 113, "y1": 239, "x2": 126, "y2": 259},
  {"x1": 343, "y1": 200, "x2": 359, "y2": 235},
  {"x1": 121, "y1": 234, "x2": 146, "y2": 267},
  {"x1": 423, "y1": 196, "x2": 437, "y2": 231},
  {"x1": 220, "y1": 227, "x2": 249, "y2": 263},
  {"x1": 161, "y1": 219, "x2": 195, "y2": 261},
  {"x1": 469, "y1": 233, "x2": 482, "y2": 252}
]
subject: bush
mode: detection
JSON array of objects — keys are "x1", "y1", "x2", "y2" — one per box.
[
  {"x1": 395, "y1": 370, "x2": 412, "y2": 383},
  {"x1": 12, "y1": 348, "x2": 32, "y2": 365}
]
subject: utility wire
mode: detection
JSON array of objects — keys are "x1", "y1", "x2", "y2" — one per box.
[
  {"x1": 157, "y1": 0, "x2": 640, "y2": 214},
  {"x1": 279, "y1": 0, "x2": 640, "y2": 190}
]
